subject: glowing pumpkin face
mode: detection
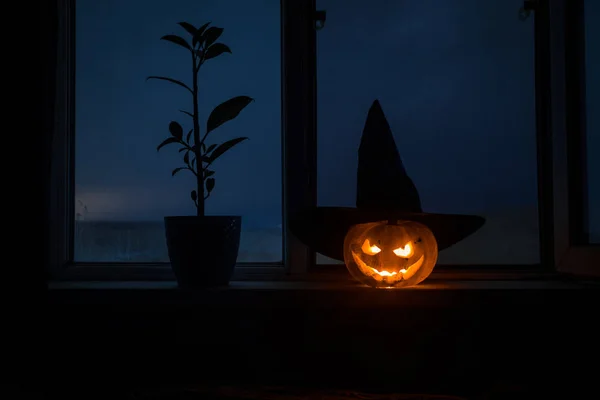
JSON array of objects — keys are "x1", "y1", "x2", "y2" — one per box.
[{"x1": 343, "y1": 220, "x2": 438, "y2": 288}]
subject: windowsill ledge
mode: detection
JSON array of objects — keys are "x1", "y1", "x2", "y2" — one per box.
[
  {"x1": 48, "y1": 279, "x2": 588, "y2": 290},
  {"x1": 46, "y1": 280, "x2": 600, "y2": 394},
  {"x1": 47, "y1": 279, "x2": 598, "y2": 308}
]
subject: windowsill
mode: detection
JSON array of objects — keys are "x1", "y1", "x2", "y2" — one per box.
[
  {"x1": 46, "y1": 279, "x2": 600, "y2": 394},
  {"x1": 48, "y1": 279, "x2": 587, "y2": 290},
  {"x1": 47, "y1": 278, "x2": 598, "y2": 308}
]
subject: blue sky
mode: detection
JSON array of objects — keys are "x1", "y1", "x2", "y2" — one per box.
[{"x1": 75, "y1": 0, "x2": 597, "y2": 238}]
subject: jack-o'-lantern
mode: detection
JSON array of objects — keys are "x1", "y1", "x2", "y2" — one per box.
[{"x1": 343, "y1": 220, "x2": 438, "y2": 288}]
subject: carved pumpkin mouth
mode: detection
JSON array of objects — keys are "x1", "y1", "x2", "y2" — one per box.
[{"x1": 351, "y1": 252, "x2": 425, "y2": 281}]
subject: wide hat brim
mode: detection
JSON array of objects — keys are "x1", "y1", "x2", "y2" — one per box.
[{"x1": 290, "y1": 207, "x2": 486, "y2": 262}]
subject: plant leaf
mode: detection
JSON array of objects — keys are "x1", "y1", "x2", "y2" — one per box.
[
  {"x1": 146, "y1": 76, "x2": 192, "y2": 94},
  {"x1": 203, "y1": 27, "x2": 224, "y2": 47},
  {"x1": 201, "y1": 142, "x2": 206, "y2": 152},
  {"x1": 186, "y1": 129, "x2": 193, "y2": 144},
  {"x1": 205, "y1": 143, "x2": 217, "y2": 154},
  {"x1": 208, "y1": 137, "x2": 248, "y2": 164},
  {"x1": 206, "y1": 96, "x2": 254, "y2": 135},
  {"x1": 178, "y1": 22, "x2": 197, "y2": 37},
  {"x1": 192, "y1": 22, "x2": 211, "y2": 48},
  {"x1": 204, "y1": 169, "x2": 215, "y2": 178},
  {"x1": 169, "y1": 121, "x2": 183, "y2": 140},
  {"x1": 178, "y1": 147, "x2": 187, "y2": 153},
  {"x1": 172, "y1": 167, "x2": 186, "y2": 176},
  {"x1": 206, "y1": 177, "x2": 215, "y2": 193},
  {"x1": 191, "y1": 190, "x2": 197, "y2": 201},
  {"x1": 160, "y1": 34, "x2": 192, "y2": 50},
  {"x1": 179, "y1": 110, "x2": 193, "y2": 118},
  {"x1": 204, "y1": 43, "x2": 231, "y2": 61},
  {"x1": 183, "y1": 150, "x2": 190, "y2": 164},
  {"x1": 191, "y1": 157, "x2": 196, "y2": 168},
  {"x1": 157, "y1": 137, "x2": 179, "y2": 152}
]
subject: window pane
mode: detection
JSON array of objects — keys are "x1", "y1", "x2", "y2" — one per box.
[
  {"x1": 316, "y1": 0, "x2": 539, "y2": 264},
  {"x1": 585, "y1": 0, "x2": 600, "y2": 243},
  {"x1": 75, "y1": 0, "x2": 282, "y2": 262}
]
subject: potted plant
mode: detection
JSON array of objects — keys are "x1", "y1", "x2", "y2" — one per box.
[{"x1": 147, "y1": 21, "x2": 253, "y2": 288}]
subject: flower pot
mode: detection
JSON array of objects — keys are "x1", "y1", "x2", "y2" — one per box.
[{"x1": 164, "y1": 216, "x2": 241, "y2": 289}]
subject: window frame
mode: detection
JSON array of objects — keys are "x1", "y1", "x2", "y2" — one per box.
[
  {"x1": 549, "y1": 0, "x2": 600, "y2": 276},
  {"x1": 46, "y1": 0, "x2": 597, "y2": 282},
  {"x1": 48, "y1": 0, "x2": 313, "y2": 280},
  {"x1": 311, "y1": 0, "x2": 556, "y2": 273}
]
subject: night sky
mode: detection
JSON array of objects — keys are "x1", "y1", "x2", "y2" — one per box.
[
  {"x1": 75, "y1": 0, "x2": 598, "y2": 240},
  {"x1": 76, "y1": 0, "x2": 282, "y2": 229},
  {"x1": 317, "y1": 0, "x2": 538, "y2": 215}
]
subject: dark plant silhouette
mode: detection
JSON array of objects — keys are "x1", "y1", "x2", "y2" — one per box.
[{"x1": 147, "y1": 21, "x2": 253, "y2": 216}]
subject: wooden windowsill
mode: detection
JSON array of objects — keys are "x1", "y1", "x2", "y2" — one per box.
[
  {"x1": 47, "y1": 278, "x2": 598, "y2": 308},
  {"x1": 46, "y1": 279, "x2": 599, "y2": 395}
]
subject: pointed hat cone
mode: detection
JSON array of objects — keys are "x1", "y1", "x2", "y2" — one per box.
[{"x1": 357, "y1": 100, "x2": 422, "y2": 212}]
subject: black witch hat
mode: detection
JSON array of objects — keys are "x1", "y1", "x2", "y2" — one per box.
[{"x1": 290, "y1": 100, "x2": 485, "y2": 261}]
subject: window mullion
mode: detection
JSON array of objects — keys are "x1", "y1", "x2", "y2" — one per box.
[{"x1": 281, "y1": 0, "x2": 317, "y2": 274}]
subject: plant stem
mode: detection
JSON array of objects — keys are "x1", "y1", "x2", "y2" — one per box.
[{"x1": 192, "y1": 53, "x2": 204, "y2": 217}]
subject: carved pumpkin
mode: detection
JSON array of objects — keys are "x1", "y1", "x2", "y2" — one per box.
[{"x1": 343, "y1": 220, "x2": 438, "y2": 288}]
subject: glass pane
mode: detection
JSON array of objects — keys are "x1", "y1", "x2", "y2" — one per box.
[
  {"x1": 316, "y1": 0, "x2": 539, "y2": 264},
  {"x1": 75, "y1": 0, "x2": 282, "y2": 262},
  {"x1": 585, "y1": 0, "x2": 600, "y2": 243}
]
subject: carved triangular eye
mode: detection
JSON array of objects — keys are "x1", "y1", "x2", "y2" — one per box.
[
  {"x1": 361, "y1": 239, "x2": 381, "y2": 255},
  {"x1": 393, "y1": 243, "x2": 413, "y2": 258}
]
